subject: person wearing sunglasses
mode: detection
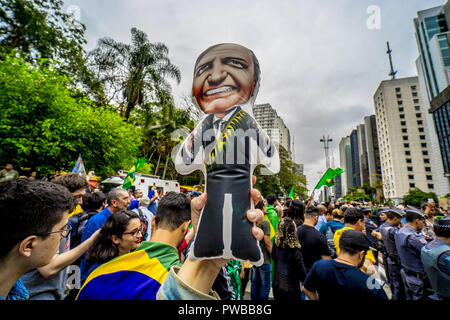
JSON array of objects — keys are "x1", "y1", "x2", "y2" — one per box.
[
  {"x1": 0, "y1": 179, "x2": 77, "y2": 300},
  {"x1": 82, "y1": 210, "x2": 144, "y2": 282}
]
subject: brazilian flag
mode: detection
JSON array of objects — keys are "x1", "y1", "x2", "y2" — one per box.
[
  {"x1": 314, "y1": 167, "x2": 344, "y2": 189},
  {"x1": 288, "y1": 187, "x2": 295, "y2": 200},
  {"x1": 123, "y1": 158, "x2": 146, "y2": 190}
]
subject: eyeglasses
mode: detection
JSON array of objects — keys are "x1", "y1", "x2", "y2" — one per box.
[
  {"x1": 36, "y1": 224, "x2": 73, "y2": 238},
  {"x1": 122, "y1": 225, "x2": 145, "y2": 238}
]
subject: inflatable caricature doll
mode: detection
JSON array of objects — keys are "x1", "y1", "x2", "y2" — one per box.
[{"x1": 175, "y1": 43, "x2": 279, "y2": 266}]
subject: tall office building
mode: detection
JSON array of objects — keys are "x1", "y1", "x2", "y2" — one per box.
[
  {"x1": 350, "y1": 129, "x2": 361, "y2": 187},
  {"x1": 414, "y1": 4, "x2": 450, "y2": 196},
  {"x1": 252, "y1": 103, "x2": 291, "y2": 155},
  {"x1": 357, "y1": 124, "x2": 370, "y2": 186},
  {"x1": 339, "y1": 136, "x2": 353, "y2": 195},
  {"x1": 374, "y1": 76, "x2": 436, "y2": 204},
  {"x1": 364, "y1": 115, "x2": 382, "y2": 187},
  {"x1": 335, "y1": 174, "x2": 343, "y2": 199}
]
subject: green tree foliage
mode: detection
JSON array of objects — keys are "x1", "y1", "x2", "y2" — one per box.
[
  {"x1": 0, "y1": 53, "x2": 142, "y2": 177},
  {"x1": 254, "y1": 144, "x2": 308, "y2": 198},
  {"x1": 402, "y1": 188, "x2": 438, "y2": 208},
  {"x1": 87, "y1": 27, "x2": 181, "y2": 121},
  {"x1": 342, "y1": 184, "x2": 375, "y2": 203},
  {"x1": 0, "y1": 0, "x2": 89, "y2": 80}
]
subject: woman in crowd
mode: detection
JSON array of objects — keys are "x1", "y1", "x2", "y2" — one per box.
[
  {"x1": 272, "y1": 217, "x2": 306, "y2": 301},
  {"x1": 82, "y1": 210, "x2": 144, "y2": 282},
  {"x1": 285, "y1": 199, "x2": 305, "y2": 227}
]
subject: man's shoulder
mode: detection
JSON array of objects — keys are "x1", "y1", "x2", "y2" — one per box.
[
  {"x1": 259, "y1": 218, "x2": 270, "y2": 227},
  {"x1": 298, "y1": 224, "x2": 320, "y2": 235},
  {"x1": 309, "y1": 258, "x2": 334, "y2": 273},
  {"x1": 334, "y1": 226, "x2": 352, "y2": 236},
  {"x1": 258, "y1": 219, "x2": 271, "y2": 232}
]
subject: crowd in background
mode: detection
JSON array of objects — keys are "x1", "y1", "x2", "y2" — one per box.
[{"x1": 0, "y1": 163, "x2": 449, "y2": 301}]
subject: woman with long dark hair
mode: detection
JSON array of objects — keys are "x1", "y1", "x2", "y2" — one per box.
[
  {"x1": 82, "y1": 210, "x2": 144, "y2": 281},
  {"x1": 285, "y1": 199, "x2": 305, "y2": 227},
  {"x1": 272, "y1": 217, "x2": 306, "y2": 301}
]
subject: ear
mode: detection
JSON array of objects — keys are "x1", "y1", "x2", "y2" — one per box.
[
  {"x1": 111, "y1": 235, "x2": 121, "y2": 245},
  {"x1": 110, "y1": 199, "x2": 118, "y2": 208},
  {"x1": 18, "y1": 235, "x2": 38, "y2": 258},
  {"x1": 360, "y1": 251, "x2": 366, "y2": 261}
]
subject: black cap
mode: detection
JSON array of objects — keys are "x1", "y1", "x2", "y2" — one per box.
[{"x1": 339, "y1": 229, "x2": 371, "y2": 252}]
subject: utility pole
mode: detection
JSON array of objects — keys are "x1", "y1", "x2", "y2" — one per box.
[
  {"x1": 320, "y1": 135, "x2": 333, "y2": 201},
  {"x1": 320, "y1": 135, "x2": 333, "y2": 169}
]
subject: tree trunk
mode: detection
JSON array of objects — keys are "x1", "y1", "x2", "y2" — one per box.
[
  {"x1": 124, "y1": 102, "x2": 134, "y2": 122},
  {"x1": 154, "y1": 153, "x2": 162, "y2": 176},
  {"x1": 162, "y1": 154, "x2": 169, "y2": 180},
  {"x1": 148, "y1": 150, "x2": 155, "y2": 164}
]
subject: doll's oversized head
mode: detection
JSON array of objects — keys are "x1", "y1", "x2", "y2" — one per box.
[{"x1": 192, "y1": 43, "x2": 260, "y2": 116}]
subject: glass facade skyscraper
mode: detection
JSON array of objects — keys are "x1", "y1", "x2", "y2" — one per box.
[{"x1": 415, "y1": 4, "x2": 450, "y2": 194}]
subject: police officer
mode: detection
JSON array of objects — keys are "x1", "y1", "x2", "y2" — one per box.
[
  {"x1": 395, "y1": 206, "x2": 430, "y2": 300},
  {"x1": 421, "y1": 216, "x2": 450, "y2": 300},
  {"x1": 379, "y1": 207, "x2": 405, "y2": 300},
  {"x1": 362, "y1": 207, "x2": 379, "y2": 264}
]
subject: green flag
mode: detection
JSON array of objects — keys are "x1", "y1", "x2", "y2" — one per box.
[
  {"x1": 314, "y1": 167, "x2": 344, "y2": 190},
  {"x1": 288, "y1": 187, "x2": 295, "y2": 199},
  {"x1": 123, "y1": 157, "x2": 146, "y2": 190}
]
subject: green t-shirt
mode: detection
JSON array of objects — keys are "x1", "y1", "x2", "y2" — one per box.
[{"x1": 257, "y1": 219, "x2": 271, "y2": 265}]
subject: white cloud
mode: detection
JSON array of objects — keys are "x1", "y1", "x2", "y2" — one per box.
[{"x1": 64, "y1": 0, "x2": 446, "y2": 192}]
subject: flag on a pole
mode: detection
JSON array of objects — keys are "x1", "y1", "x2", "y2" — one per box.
[
  {"x1": 314, "y1": 167, "x2": 344, "y2": 190},
  {"x1": 72, "y1": 154, "x2": 86, "y2": 177},
  {"x1": 123, "y1": 158, "x2": 146, "y2": 190},
  {"x1": 288, "y1": 187, "x2": 295, "y2": 199}
]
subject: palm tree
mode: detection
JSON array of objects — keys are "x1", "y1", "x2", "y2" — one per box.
[{"x1": 87, "y1": 27, "x2": 181, "y2": 121}]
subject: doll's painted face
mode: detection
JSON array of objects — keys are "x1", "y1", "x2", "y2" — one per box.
[{"x1": 193, "y1": 43, "x2": 256, "y2": 115}]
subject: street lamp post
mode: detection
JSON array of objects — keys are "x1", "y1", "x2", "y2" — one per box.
[{"x1": 320, "y1": 135, "x2": 333, "y2": 201}]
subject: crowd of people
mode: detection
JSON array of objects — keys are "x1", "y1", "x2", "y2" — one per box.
[{"x1": 0, "y1": 165, "x2": 449, "y2": 301}]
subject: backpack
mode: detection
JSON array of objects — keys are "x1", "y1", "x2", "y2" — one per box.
[
  {"x1": 137, "y1": 208, "x2": 149, "y2": 240},
  {"x1": 68, "y1": 211, "x2": 90, "y2": 266}
]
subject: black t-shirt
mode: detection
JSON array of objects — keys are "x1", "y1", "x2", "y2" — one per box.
[
  {"x1": 303, "y1": 259, "x2": 388, "y2": 301},
  {"x1": 297, "y1": 224, "x2": 331, "y2": 273}
]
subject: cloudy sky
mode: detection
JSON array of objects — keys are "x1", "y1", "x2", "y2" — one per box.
[{"x1": 63, "y1": 0, "x2": 445, "y2": 192}]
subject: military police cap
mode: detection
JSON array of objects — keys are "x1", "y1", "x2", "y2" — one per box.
[
  {"x1": 388, "y1": 207, "x2": 405, "y2": 218},
  {"x1": 433, "y1": 216, "x2": 450, "y2": 237},
  {"x1": 361, "y1": 207, "x2": 372, "y2": 213},
  {"x1": 405, "y1": 206, "x2": 426, "y2": 219}
]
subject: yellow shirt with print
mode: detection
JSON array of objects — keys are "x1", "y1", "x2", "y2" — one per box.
[{"x1": 333, "y1": 226, "x2": 376, "y2": 263}]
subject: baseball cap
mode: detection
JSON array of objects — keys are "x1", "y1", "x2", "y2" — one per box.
[{"x1": 339, "y1": 229, "x2": 371, "y2": 252}]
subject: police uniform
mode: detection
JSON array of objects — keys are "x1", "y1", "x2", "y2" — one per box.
[
  {"x1": 379, "y1": 207, "x2": 405, "y2": 300},
  {"x1": 395, "y1": 207, "x2": 429, "y2": 300},
  {"x1": 421, "y1": 216, "x2": 450, "y2": 300},
  {"x1": 362, "y1": 207, "x2": 379, "y2": 264}
]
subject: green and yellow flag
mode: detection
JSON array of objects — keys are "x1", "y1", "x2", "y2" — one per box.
[
  {"x1": 123, "y1": 157, "x2": 146, "y2": 190},
  {"x1": 288, "y1": 187, "x2": 295, "y2": 199},
  {"x1": 314, "y1": 167, "x2": 344, "y2": 190}
]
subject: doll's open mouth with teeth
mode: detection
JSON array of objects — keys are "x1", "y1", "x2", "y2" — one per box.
[{"x1": 203, "y1": 85, "x2": 238, "y2": 97}]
